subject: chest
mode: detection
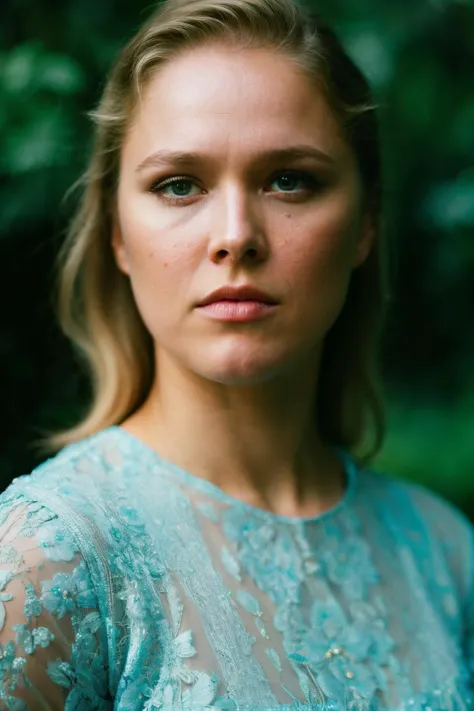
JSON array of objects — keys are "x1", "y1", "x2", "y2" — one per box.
[{"x1": 110, "y1": 490, "x2": 473, "y2": 710}]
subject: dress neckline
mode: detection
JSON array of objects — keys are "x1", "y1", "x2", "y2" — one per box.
[{"x1": 107, "y1": 425, "x2": 358, "y2": 525}]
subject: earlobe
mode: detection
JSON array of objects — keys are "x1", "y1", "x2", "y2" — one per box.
[
  {"x1": 353, "y1": 219, "x2": 375, "y2": 269},
  {"x1": 111, "y1": 217, "x2": 130, "y2": 276}
]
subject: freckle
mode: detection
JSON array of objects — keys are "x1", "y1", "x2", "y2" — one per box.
[{"x1": 285, "y1": 213, "x2": 291, "y2": 218}]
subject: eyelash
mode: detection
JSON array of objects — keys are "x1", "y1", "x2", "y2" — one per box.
[{"x1": 148, "y1": 170, "x2": 324, "y2": 205}]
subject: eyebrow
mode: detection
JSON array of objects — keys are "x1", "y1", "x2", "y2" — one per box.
[{"x1": 135, "y1": 145, "x2": 336, "y2": 173}]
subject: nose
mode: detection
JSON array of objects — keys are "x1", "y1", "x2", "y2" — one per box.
[{"x1": 207, "y1": 184, "x2": 269, "y2": 265}]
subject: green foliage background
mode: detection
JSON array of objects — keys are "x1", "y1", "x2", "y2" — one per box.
[{"x1": 1, "y1": 0, "x2": 473, "y2": 512}]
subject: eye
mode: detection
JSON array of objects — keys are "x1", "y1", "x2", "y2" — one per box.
[
  {"x1": 148, "y1": 170, "x2": 324, "y2": 205},
  {"x1": 150, "y1": 176, "x2": 200, "y2": 202}
]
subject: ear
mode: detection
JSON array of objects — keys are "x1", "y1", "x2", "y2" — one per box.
[
  {"x1": 111, "y1": 213, "x2": 130, "y2": 276},
  {"x1": 352, "y1": 212, "x2": 376, "y2": 269}
]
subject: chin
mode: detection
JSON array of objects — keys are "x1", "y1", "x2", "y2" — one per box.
[
  {"x1": 202, "y1": 369, "x2": 284, "y2": 387},
  {"x1": 193, "y1": 352, "x2": 298, "y2": 387}
]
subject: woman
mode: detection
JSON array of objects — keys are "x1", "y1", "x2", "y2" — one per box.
[{"x1": 0, "y1": 0, "x2": 472, "y2": 708}]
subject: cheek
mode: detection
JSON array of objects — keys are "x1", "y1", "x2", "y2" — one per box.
[
  {"x1": 119, "y1": 215, "x2": 198, "y2": 335},
  {"x1": 278, "y1": 201, "x2": 360, "y2": 334},
  {"x1": 280, "y1": 243, "x2": 351, "y2": 336},
  {"x1": 119, "y1": 190, "x2": 199, "y2": 278},
  {"x1": 281, "y1": 199, "x2": 359, "y2": 295}
]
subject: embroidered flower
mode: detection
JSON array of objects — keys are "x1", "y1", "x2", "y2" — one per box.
[
  {"x1": 181, "y1": 670, "x2": 220, "y2": 710},
  {"x1": 0, "y1": 640, "x2": 16, "y2": 679},
  {"x1": 222, "y1": 508, "x2": 303, "y2": 605},
  {"x1": 171, "y1": 630, "x2": 200, "y2": 684},
  {"x1": 12, "y1": 623, "x2": 55, "y2": 654},
  {"x1": 289, "y1": 595, "x2": 394, "y2": 700},
  {"x1": 22, "y1": 582, "x2": 43, "y2": 621},
  {"x1": 322, "y1": 537, "x2": 380, "y2": 601},
  {"x1": 274, "y1": 599, "x2": 306, "y2": 638},
  {"x1": 118, "y1": 505, "x2": 147, "y2": 536},
  {"x1": 74, "y1": 611, "x2": 103, "y2": 657},
  {"x1": 36, "y1": 520, "x2": 77, "y2": 562},
  {"x1": 40, "y1": 560, "x2": 97, "y2": 621},
  {"x1": 41, "y1": 572, "x2": 78, "y2": 618},
  {"x1": 52, "y1": 626, "x2": 109, "y2": 707},
  {"x1": 47, "y1": 659, "x2": 76, "y2": 689}
]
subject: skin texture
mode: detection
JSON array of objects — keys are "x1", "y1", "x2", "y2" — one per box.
[{"x1": 111, "y1": 44, "x2": 374, "y2": 518}]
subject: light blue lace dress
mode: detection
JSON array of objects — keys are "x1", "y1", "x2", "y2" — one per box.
[{"x1": 0, "y1": 426, "x2": 473, "y2": 710}]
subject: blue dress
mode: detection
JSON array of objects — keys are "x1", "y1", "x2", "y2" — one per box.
[{"x1": 0, "y1": 425, "x2": 473, "y2": 710}]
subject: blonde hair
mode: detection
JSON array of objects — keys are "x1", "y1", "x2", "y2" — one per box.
[{"x1": 36, "y1": 0, "x2": 392, "y2": 467}]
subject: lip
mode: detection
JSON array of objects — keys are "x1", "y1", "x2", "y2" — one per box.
[
  {"x1": 197, "y1": 300, "x2": 277, "y2": 322},
  {"x1": 198, "y1": 284, "x2": 277, "y2": 307}
]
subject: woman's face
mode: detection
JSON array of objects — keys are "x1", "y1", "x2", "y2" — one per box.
[{"x1": 112, "y1": 44, "x2": 373, "y2": 385}]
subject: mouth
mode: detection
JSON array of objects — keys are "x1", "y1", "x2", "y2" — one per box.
[
  {"x1": 207, "y1": 298, "x2": 271, "y2": 304},
  {"x1": 197, "y1": 285, "x2": 278, "y2": 307},
  {"x1": 196, "y1": 299, "x2": 277, "y2": 322}
]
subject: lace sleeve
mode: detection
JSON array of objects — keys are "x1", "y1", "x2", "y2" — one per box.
[
  {"x1": 0, "y1": 494, "x2": 112, "y2": 710},
  {"x1": 463, "y1": 520, "x2": 474, "y2": 689}
]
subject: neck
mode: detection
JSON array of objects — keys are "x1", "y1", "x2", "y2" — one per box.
[{"x1": 121, "y1": 346, "x2": 345, "y2": 518}]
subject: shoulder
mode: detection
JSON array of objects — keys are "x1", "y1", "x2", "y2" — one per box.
[
  {"x1": 3, "y1": 427, "x2": 123, "y2": 503},
  {"x1": 0, "y1": 427, "x2": 130, "y2": 550},
  {"x1": 0, "y1": 442, "x2": 114, "y2": 709},
  {"x1": 0, "y1": 428, "x2": 138, "y2": 620},
  {"x1": 358, "y1": 463, "x2": 474, "y2": 597},
  {"x1": 359, "y1": 463, "x2": 472, "y2": 534}
]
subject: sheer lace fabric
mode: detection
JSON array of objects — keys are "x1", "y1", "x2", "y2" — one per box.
[{"x1": 0, "y1": 425, "x2": 473, "y2": 710}]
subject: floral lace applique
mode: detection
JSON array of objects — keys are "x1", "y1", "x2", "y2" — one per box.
[
  {"x1": 2, "y1": 427, "x2": 474, "y2": 710},
  {"x1": 0, "y1": 500, "x2": 110, "y2": 710}
]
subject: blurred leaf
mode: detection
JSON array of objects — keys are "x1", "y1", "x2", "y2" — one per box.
[
  {"x1": 2, "y1": 106, "x2": 72, "y2": 174},
  {"x1": 1, "y1": 43, "x2": 41, "y2": 94},
  {"x1": 39, "y1": 54, "x2": 85, "y2": 95},
  {"x1": 0, "y1": 169, "x2": 69, "y2": 229},
  {"x1": 452, "y1": 100, "x2": 474, "y2": 153},
  {"x1": 1, "y1": 42, "x2": 85, "y2": 96},
  {"x1": 343, "y1": 24, "x2": 394, "y2": 88},
  {"x1": 422, "y1": 176, "x2": 474, "y2": 230},
  {"x1": 375, "y1": 388, "x2": 474, "y2": 503}
]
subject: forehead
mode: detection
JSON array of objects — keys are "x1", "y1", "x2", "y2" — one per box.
[{"x1": 124, "y1": 45, "x2": 349, "y2": 165}]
